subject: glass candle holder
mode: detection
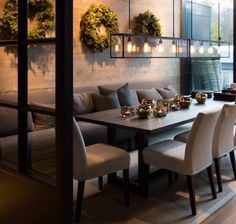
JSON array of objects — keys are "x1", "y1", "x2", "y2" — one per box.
[
  {"x1": 121, "y1": 106, "x2": 135, "y2": 118},
  {"x1": 170, "y1": 101, "x2": 179, "y2": 111},
  {"x1": 153, "y1": 106, "x2": 168, "y2": 118},
  {"x1": 136, "y1": 104, "x2": 153, "y2": 119}
]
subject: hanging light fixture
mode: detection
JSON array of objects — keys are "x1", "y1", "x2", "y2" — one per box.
[
  {"x1": 158, "y1": 39, "x2": 164, "y2": 53},
  {"x1": 127, "y1": 36, "x2": 132, "y2": 53},
  {"x1": 208, "y1": 43, "x2": 214, "y2": 54},
  {"x1": 110, "y1": 0, "x2": 187, "y2": 58},
  {"x1": 189, "y1": 0, "x2": 230, "y2": 58}
]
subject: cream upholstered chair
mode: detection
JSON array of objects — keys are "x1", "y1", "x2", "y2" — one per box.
[
  {"x1": 73, "y1": 118, "x2": 130, "y2": 222},
  {"x1": 212, "y1": 104, "x2": 236, "y2": 192},
  {"x1": 143, "y1": 110, "x2": 219, "y2": 215},
  {"x1": 175, "y1": 104, "x2": 236, "y2": 192}
]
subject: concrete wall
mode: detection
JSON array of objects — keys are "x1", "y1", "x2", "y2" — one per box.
[{"x1": 0, "y1": 0, "x2": 182, "y2": 94}]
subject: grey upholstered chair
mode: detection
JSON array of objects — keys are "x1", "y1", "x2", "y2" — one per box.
[
  {"x1": 175, "y1": 104, "x2": 236, "y2": 192},
  {"x1": 143, "y1": 110, "x2": 220, "y2": 215},
  {"x1": 73, "y1": 118, "x2": 130, "y2": 223}
]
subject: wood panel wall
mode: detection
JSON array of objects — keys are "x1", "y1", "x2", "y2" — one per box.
[{"x1": 0, "y1": 0, "x2": 182, "y2": 93}]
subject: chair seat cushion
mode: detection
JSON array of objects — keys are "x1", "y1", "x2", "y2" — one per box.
[
  {"x1": 174, "y1": 131, "x2": 190, "y2": 143},
  {"x1": 84, "y1": 143, "x2": 130, "y2": 180},
  {"x1": 143, "y1": 140, "x2": 193, "y2": 175}
]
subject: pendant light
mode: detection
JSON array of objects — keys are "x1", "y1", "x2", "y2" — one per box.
[
  {"x1": 189, "y1": 0, "x2": 196, "y2": 56},
  {"x1": 126, "y1": 0, "x2": 133, "y2": 53},
  {"x1": 199, "y1": 42, "x2": 205, "y2": 54},
  {"x1": 127, "y1": 36, "x2": 132, "y2": 53},
  {"x1": 208, "y1": 43, "x2": 214, "y2": 54},
  {"x1": 143, "y1": 37, "x2": 150, "y2": 53}
]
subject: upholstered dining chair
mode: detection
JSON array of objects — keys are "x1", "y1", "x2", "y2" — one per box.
[
  {"x1": 143, "y1": 110, "x2": 220, "y2": 215},
  {"x1": 73, "y1": 118, "x2": 130, "y2": 223},
  {"x1": 175, "y1": 104, "x2": 236, "y2": 192}
]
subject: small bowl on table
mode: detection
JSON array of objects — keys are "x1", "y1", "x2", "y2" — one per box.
[
  {"x1": 153, "y1": 106, "x2": 168, "y2": 118},
  {"x1": 136, "y1": 104, "x2": 153, "y2": 119},
  {"x1": 121, "y1": 106, "x2": 135, "y2": 118},
  {"x1": 180, "y1": 96, "x2": 192, "y2": 109},
  {"x1": 195, "y1": 92, "x2": 207, "y2": 104}
]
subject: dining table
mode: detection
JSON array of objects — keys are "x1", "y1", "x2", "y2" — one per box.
[{"x1": 78, "y1": 99, "x2": 232, "y2": 191}]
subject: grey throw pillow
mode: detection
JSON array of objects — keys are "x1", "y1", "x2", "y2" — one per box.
[
  {"x1": 98, "y1": 83, "x2": 133, "y2": 106},
  {"x1": 0, "y1": 107, "x2": 33, "y2": 137},
  {"x1": 156, "y1": 85, "x2": 178, "y2": 99},
  {"x1": 73, "y1": 93, "x2": 95, "y2": 115},
  {"x1": 92, "y1": 92, "x2": 120, "y2": 111},
  {"x1": 31, "y1": 102, "x2": 55, "y2": 131},
  {"x1": 136, "y1": 88, "x2": 163, "y2": 102}
]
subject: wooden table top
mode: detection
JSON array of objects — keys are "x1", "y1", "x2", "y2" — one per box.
[{"x1": 78, "y1": 100, "x2": 231, "y2": 134}]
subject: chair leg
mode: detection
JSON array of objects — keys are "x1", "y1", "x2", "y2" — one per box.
[
  {"x1": 214, "y1": 158, "x2": 223, "y2": 192},
  {"x1": 174, "y1": 172, "x2": 179, "y2": 181},
  {"x1": 123, "y1": 169, "x2": 130, "y2": 206},
  {"x1": 207, "y1": 165, "x2": 217, "y2": 199},
  {"x1": 229, "y1": 150, "x2": 236, "y2": 180},
  {"x1": 168, "y1": 171, "x2": 173, "y2": 186},
  {"x1": 98, "y1": 176, "x2": 103, "y2": 191},
  {"x1": 75, "y1": 181, "x2": 85, "y2": 223},
  {"x1": 128, "y1": 138, "x2": 132, "y2": 151},
  {"x1": 186, "y1": 175, "x2": 196, "y2": 216},
  {"x1": 143, "y1": 164, "x2": 150, "y2": 199}
]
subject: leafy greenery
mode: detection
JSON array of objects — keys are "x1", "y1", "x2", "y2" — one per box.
[
  {"x1": 133, "y1": 10, "x2": 162, "y2": 36},
  {"x1": 0, "y1": 0, "x2": 54, "y2": 40},
  {"x1": 80, "y1": 4, "x2": 119, "y2": 52}
]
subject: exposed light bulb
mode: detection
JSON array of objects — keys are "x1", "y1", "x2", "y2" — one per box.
[
  {"x1": 207, "y1": 44, "x2": 214, "y2": 54},
  {"x1": 171, "y1": 40, "x2": 177, "y2": 54},
  {"x1": 132, "y1": 44, "x2": 137, "y2": 52},
  {"x1": 190, "y1": 44, "x2": 195, "y2": 54},
  {"x1": 127, "y1": 36, "x2": 132, "y2": 53},
  {"x1": 115, "y1": 44, "x2": 120, "y2": 53},
  {"x1": 158, "y1": 39, "x2": 165, "y2": 53},
  {"x1": 199, "y1": 43, "x2": 205, "y2": 54},
  {"x1": 143, "y1": 38, "x2": 149, "y2": 53},
  {"x1": 178, "y1": 46, "x2": 183, "y2": 54}
]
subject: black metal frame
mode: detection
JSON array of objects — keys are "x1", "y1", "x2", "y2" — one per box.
[
  {"x1": 110, "y1": 33, "x2": 230, "y2": 59},
  {"x1": 110, "y1": 33, "x2": 189, "y2": 59},
  {"x1": 0, "y1": 1, "x2": 74, "y2": 223}
]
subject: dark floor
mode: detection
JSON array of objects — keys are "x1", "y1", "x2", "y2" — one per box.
[
  {"x1": 2, "y1": 167, "x2": 236, "y2": 224},
  {"x1": 0, "y1": 169, "x2": 56, "y2": 224}
]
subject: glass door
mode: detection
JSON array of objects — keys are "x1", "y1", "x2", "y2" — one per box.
[{"x1": 0, "y1": 0, "x2": 73, "y2": 223}]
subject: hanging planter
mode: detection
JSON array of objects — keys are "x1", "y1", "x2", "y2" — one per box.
[
  {"x1": 0, "y1": 0, "x2": 54, "y2": 40},
  {"x1": 80, "y1": 4, "x2": 119, "y2": 52}
]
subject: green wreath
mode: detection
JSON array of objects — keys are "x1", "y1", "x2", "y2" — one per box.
[
  {"x1": 134, "y1": 10, "x2": 162, "y2": 36},
  {"x1": 80, "y1": 4, "x2": 119, "y2": 52},
  {"x1": 0, "y1": 0, "x2": 54, "y2": 40}
]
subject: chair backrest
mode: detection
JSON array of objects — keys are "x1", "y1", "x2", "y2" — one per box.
[
  {"x1": 73, "y1": 118, "x2": 87, "y2": 180},
  {"x1": 212, "y1": 104, "x2": 236, "y2": 158},
  {"x1": 185, "y1": 110, "x2": 220, "y2": 174}
]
